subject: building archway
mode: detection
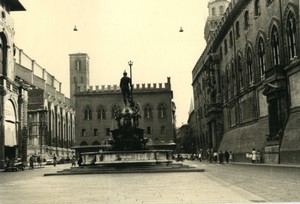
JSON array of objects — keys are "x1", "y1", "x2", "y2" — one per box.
[{"x1": 4, "y1": 100, "x2": 17, "y2": 159}]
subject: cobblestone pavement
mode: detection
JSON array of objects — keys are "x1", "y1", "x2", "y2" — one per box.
[
  {"x1": 0, "y1": 163, "x2": 267, "y2": 204},
  {"x1": 186, "y1": 160, "x2": 300, "y2": 203}
]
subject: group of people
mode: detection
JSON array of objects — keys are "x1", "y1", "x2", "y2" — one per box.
[
  {"x1": 207, "y1": 149, "x2": 233, "y2": 164},
  {"x1": 250, "y1": 148, "x2": 261, "y2": 164},
  {"x1": 29, "y1": 155, "x2": 43, "y2": 170}
]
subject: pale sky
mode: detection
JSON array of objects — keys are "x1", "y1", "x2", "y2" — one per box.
[{"x1": 11, "y1": 0, "x2": 209, "y2": 127}]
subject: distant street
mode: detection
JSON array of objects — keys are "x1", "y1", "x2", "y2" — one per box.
[{"x1": 0, "y1": 161, "x2": 299, "y2": 203}]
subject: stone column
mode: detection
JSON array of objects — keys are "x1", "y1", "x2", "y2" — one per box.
[{"x1": 0, "y1": 82, "x2": 6, "y2": 168}]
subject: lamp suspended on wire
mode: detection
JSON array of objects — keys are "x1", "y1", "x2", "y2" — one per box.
[
  {"x1": 179, "y1": 27, "x2": 184, "y2": 32},
  {"x1": 73, "y1": 25, "x2": 78, "y2": 31}
]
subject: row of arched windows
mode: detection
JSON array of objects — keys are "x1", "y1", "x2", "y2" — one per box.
[
  {"x1": 83, "y1": 104, "x2": 167, "y2": 120},
  {"x1": 211, "y1": 5, "x2": 224, "y2": 17},
  {"x1": 222, "y1": 10, "x2": 298, "y2": 100}
]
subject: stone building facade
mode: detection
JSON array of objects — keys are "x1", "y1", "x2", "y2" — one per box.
[
  {"x1": 192, "y1": 0, "x2": 299, "y2": 164},
  {"x1": 0, "y1": 1, "x2": 27, "y2": 168},
  {"x1": 70, "y1": 53, "x2": 176, "y2": 154},
  {"x1": 14, "y1": 47, "x2": 75, "y2": 161}
]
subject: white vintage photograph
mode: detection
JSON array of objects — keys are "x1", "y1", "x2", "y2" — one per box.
[{"x1": 0, "y1": 0, "x2": 299, "y2": 203}]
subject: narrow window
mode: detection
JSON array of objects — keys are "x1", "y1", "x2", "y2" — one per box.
[
  {"x1": 254, "y1": 0, "x2": 261, "y2": 17},
  {"x1": 287, "y1": 12, "x2": 297, "y2": 60},
  {"x1": 258, "y1": 38, "x2": 266, "y2": 78},
  {"x1": 226, "y1": 66, "x2": 230, "y2": 99},
  {"x1": 144, "y1": 105, "x2": 152, "y2": 118},
  {"x1": 105, "y1": 128, "x2": 110, "y2": 136},
  {"x1": 94, "y1": 129, "x2": 98, "y2": 137},
  {"x1": 244, "y1": 11, "x2": 249, "y2": 28},
  {"x1": 146, "y1": 127, "x2": 151, "y2": 134},
  {"x1": 161, "y1": 126, "x2": 166, "y2": 134},
  {"x1": 76, "y1": 60, "x2": 81, "y2": 70},
  {"x1": 224, "y1": 39, "x2": 228, "y2": 54},
  {"x1": 235, "y1": 21, "x2": 240, "y2": 38},
  {"x1": 237, "y1": 56, "x2": 243, "y2": 89},
  {"x1": 81, "y1": 129, "x2": 86, "y2": 137},
  {"x1": 231, "y1": 61, "x2": 236, "y2": 96},
  {"x1": 212, "y1": 7, "x2": 216, "y2": 16},
  {"x1": 229, "y1": 31, "x2": 233, "y2": 47},
  {"x1": 219, "y1": 6, "x2": 224, "y2": 15},
  {"x1": 247, "y1": 48, "x2": 253, "y2": 84},
  {"x1": 158, "y1": 104, "x2": 166, "y2": 118},
  {"x1": 84, "y1": 106, "x2": 93, "y2": 120},
  {"x1": 97, "y1": 106, "x2": 106, "y2": 120},
  {"x1": 271, "y1": 26, "x2": 280, "y2": 65}
]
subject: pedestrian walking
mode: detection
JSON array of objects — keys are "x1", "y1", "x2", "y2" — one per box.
[
  {"x1": 229, "y1": 151, "x2": 233, "y2": 162},
  {"x1": 71, "y1": 156, "x2": 76, "y2": 167},
  {"x1": 29, "y1": 155, "x2": 34, "y2": 170},
  {"x1": 219, "y1": 151, "x2": 224, "y2": 164},
  {"x1": 251, "y1": 148, "x2": 257, "y2": 164},
  {"x1": 53, "y1": 155, "x2": 57, "y2": 167},
  {"x1": 37, "y1": 156, "x2": 42, "y2": 167},
  {"x1": 77, "y1": 156, "x2": 82, "y2": 166},
  {"x1": 256, "y1": 149, "x2": 261, "y2": 163},
  {"x1": 224, "y1": 150, "x2": 230, "y2": 163},
  {"x1": 213, "y1": 151, "x2": 218, "y2": 163},
  {"x1": 198, "y1": 152, "x2": 202, "y2": 162}
]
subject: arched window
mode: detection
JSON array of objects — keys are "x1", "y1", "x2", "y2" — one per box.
[
  {"x1": 229, "y1": 31, "x2": 233, "y2": 47},
  {"x1": 0, "y1": 33, "x2": 8, "y2": 76},
  {"x1": 258, "y1": 37, "x2": 266, "y2": 78},
  {"x1": 254, "y1": 0, "x2": 261, "y2": 17},
  {"x1": 219, "y1": 6, "x2": 224, "y2": 15},
  {"x1": 75, "y1": 60, "x2": 81, "y2": 70},
  {"x1": 235, "y1": 21, "x2": 240, "y2": 38},
  {"x1": 231, "y1": 61, "x2": 236, "y2": 96},
  {"x1": 287, "y1": 12, "x2": 297, "y2": 60},
  {"x1": 4, "y1": 100, "x2": 17, "y2": 147},
  {"x1": 84, "y1": 106, "x2": 93, "y2": 120},
  {"x1": 226, "y1": 66, "x2": 230, "y2": 100},
  {"x1": 161, "y1": 126, "x2": 166, "y2": 134},
  {"x1": 97, "y1": 106, "x2": 106, "y2": 120},
  {"x1": 144, "y1": 104, "x2": 152, "y2": 118},
  {"x1": 271, "y1": 26, "x2": 280, "y2": 65},
  {"x1": 244, "y1": 11, "x2": 249, "y2": 28},
  {"x1": 212, "y1": 7, "x2": 216, "y2": 16},
  {"x1": 237, "y1": 55, "x2": 243, "y2": 89},
  {"x1": 224, "y1": 39, "x2": 228, "y2": 54},
  {"x1": 246, "y1": 48, "x2": 253, "y2": 84},
  {"x1": 158, "y1": 104, "x2": 166, "y2": 118}
]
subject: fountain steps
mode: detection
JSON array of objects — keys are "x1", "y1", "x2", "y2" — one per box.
[{"x1": 44, "y1": 162, "x2": 204, "y2": 176}]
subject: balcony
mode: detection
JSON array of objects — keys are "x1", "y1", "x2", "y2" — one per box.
[{"x1": 204, "y1": 102, "x2": 223, "y2": 118}]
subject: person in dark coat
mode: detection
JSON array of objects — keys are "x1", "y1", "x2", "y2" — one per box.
[
  {"x1": 29, "y1": 155, "x2": 34, "y2": 169},
  {"x1": 224, "y1": 150, "x2": 230, "y2": 163},
  {"x1": 219, "y1": 151, "x2": 224, "y2": 164}
]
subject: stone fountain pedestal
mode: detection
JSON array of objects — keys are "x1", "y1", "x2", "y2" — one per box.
[{"x1": 81, "y1": 150, "x2": 173, "y2": 166}]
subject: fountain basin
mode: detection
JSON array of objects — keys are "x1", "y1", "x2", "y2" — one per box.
[{"x1": 81, "y1": 150, "x2": 173, "y2": 166}]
